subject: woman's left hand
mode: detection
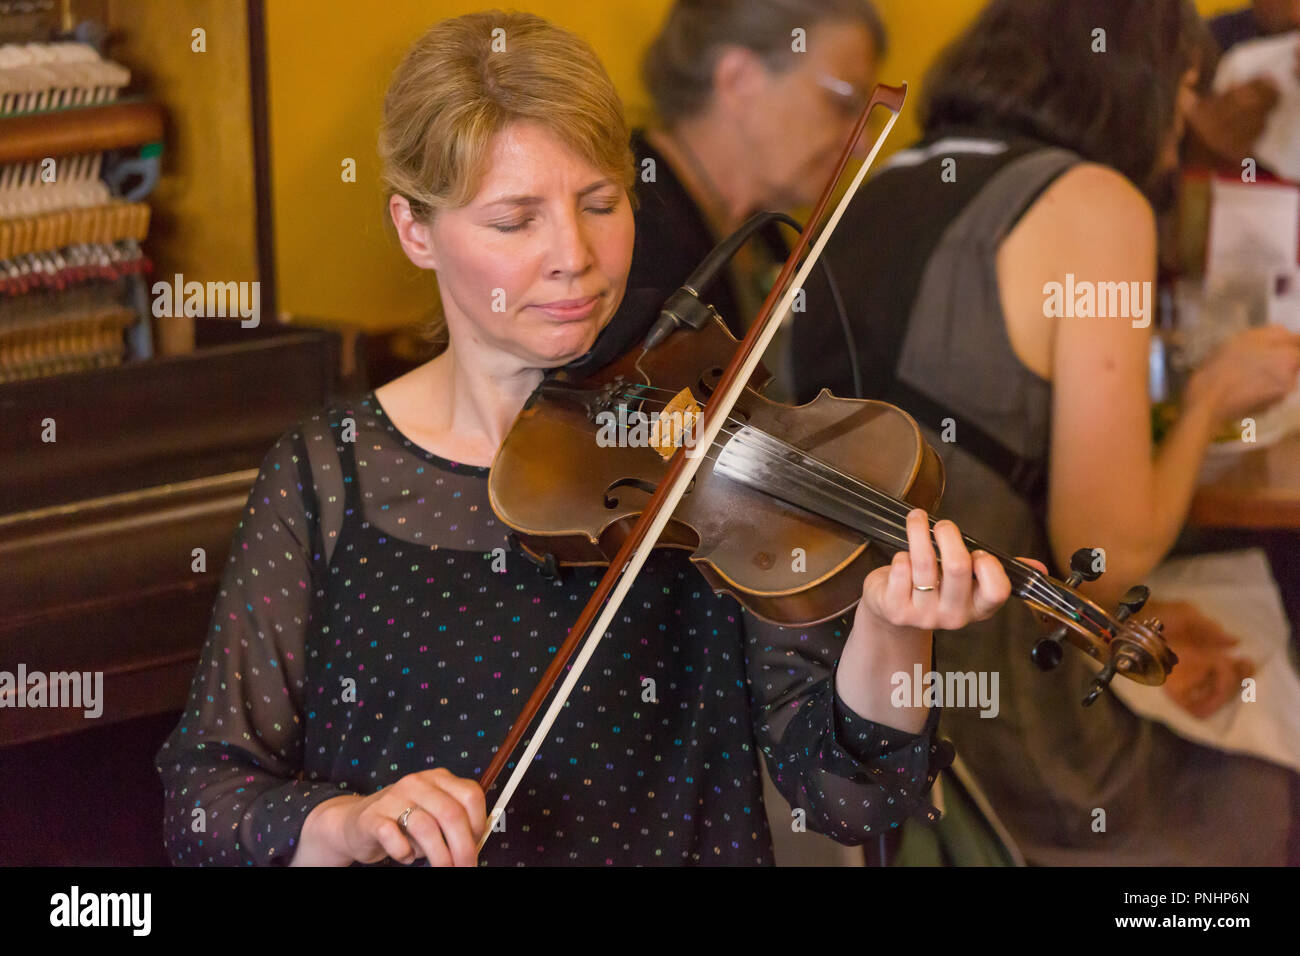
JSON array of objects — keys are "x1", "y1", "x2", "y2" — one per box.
[{"x1": 857, "y1": 508, "x2": 1031, "y2": 635}]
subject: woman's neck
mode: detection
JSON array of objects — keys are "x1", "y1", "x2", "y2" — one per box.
[
  {"x1": 419, "y1": 338, "x2": 545, "y2": 467},
  {"x1": 647, "y1": 116, "x2": 760, "y2": 234}
]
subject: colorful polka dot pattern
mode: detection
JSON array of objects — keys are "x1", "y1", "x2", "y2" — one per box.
[{"x1": 156, "y1": 394, "x2": 949, "y2": 865}]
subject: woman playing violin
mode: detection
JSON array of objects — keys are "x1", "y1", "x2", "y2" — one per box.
[{"x1": 156, "y1": 11, "x2": 1022, "y2": 867}]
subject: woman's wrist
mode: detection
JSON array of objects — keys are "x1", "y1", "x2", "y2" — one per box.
[
  {"x1": 835, "y1": 609, "x2": 933, "y2": 732},
  {"x1": 291, "y1": 794, "x2": 361, "y2": 867},
  {"x1": 1174, "y1": 371, "x2": 1232, "y2": 456},
  {"x1": 1183, "y1": 365, "x2": 1226, "y2": 427}
]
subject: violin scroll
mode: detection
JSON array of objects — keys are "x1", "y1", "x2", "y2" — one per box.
[{"x1": 1024, "y1": 547, "x2": 1177, "y2": 705}]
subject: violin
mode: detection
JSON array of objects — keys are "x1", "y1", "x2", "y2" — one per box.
[
  {"x1": 493, "y1": 311, "x2": 1176, "y2": 693},
  {"x1": 474, "y1": 83, "x2": 1177, "y2": 847}
]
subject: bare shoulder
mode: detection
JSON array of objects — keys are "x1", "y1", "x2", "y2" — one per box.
[
  {"x1": 1015, "y1": 162, "x2": 1154, "y2": 243},
  {"x1": 996, "y1": 163, "x2": 1155, "y2": 379}
]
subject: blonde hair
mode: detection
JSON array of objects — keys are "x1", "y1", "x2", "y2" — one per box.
[{"x1": 380, "y1": 10, "x2": 635, "y2": 218}]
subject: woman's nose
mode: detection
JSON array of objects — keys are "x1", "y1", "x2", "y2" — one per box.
[{"x1": 547, "y1": 212, "x2": 594, "y2": 276}]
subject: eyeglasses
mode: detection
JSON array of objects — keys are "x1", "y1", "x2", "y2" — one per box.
[{"x1": 816, "y1": 72, "x2": 869, "y2": 116}]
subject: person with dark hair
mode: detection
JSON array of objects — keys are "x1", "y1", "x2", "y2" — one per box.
[{"x1": 792, "y1": 0, "x2": 1300, "y2": 865}]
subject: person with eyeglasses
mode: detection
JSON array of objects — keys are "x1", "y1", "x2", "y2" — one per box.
[{"x1": 622, "y1": 0, "x2": 885, "y2": 405}]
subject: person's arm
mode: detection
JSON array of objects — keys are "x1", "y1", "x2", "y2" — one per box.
[
  {"x1": 1184, "y1": 77, "x2": 1280, "y2": 169},
  {"x1": 743, "y1": 608, "x2": 949, "y2": 844},
  {"x1": 998, "y1": 163, "x2": 1300, "y2": 604},
  {"x1": 155, "y1": 428, "x2": 348, "y2": 865},
  {"x1": 742, "y1": 511, "x2": 1014, "y2": 844}
]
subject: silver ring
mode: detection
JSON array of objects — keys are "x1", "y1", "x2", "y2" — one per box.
[
  {"x1": 912, "y1": 584, "x2": 938, "y2": 592},
  {"x1": 397, "y1": 806, "x2": 414, "y2": 830}
]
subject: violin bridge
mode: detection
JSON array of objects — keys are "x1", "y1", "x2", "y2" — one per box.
[{"x1": 651, "y1": 388, "x2": 702, "y2": 461}]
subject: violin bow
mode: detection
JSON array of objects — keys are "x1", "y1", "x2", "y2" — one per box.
[{"x1": 476, "y1": 83, "x2": 909, "y2": 851}]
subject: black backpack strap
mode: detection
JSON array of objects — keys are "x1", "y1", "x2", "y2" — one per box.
[{"x1": 888, "y1": 378, "x2": 1049, "y2": 508}]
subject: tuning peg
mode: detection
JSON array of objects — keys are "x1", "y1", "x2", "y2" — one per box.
[
  {"x1": 1082, "y1": 659, "x2": 1117, "y2": 706},
  {"x1": 1066, "y1": 548, "x2": 1104, "y2": 586},
  {"x1": 1114, "y1": 585, "x2": 1149, "y2": 622},
  {"x1": 1031, "y1": 626, "x2": 1067, "y2": 671},
  {"x1": 1081, "y1": 600, "x2": 1150, "y2": 706},
  {"x1": 1029, "y1": 548, "x2": 1101, "y2": 671}
]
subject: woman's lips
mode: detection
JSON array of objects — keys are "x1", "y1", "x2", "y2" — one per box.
[{"x1": 531, "y1": 293, "x2": 601, "y2": 321}]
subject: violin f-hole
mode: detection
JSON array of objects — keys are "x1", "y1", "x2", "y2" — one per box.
[
  {"x1": 604, "y1": 476, "x2": 695, "y2": 509},
  {"x1": 696, "y1": 367, "x2": 749, "y2": 423},
  {"x1": 697, "y1": 366, "x2": 724, "y2": 398}
]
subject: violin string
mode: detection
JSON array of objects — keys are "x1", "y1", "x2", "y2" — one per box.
[
  {"x1": 600, "y1": 386, "x2": 1078, "y2": 618},
  {"x1": 610, "y1": 389, "x2": 1057, "y2": 587},
  {"x1": 619, "y1": 386, "x2": 998, "y2": 558},
  {"x1": 573, "y1": 389, "x2": 1080, "y2": 623},
  {"x1": 693, "y1": 440, "x2": 1085, "y2": 624},
  {"x1": 714, "y1": 432, "x2": 1084, "y2": 623},
  {"x1": 606, "y1": 387, "x2": 1082, "y2": 621}
]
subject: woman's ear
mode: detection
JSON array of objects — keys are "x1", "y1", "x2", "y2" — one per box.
[{"x1": 389, "y1": 194, "x2": 440, "y2": 270}]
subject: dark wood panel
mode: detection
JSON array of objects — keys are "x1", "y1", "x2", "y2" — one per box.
[
  {"x1": 0, "y1": 318, "x2": 344, "y2": 866},
  {"x1": 1, "y1": 319, "x2": 340, "y2": 513},
  {"x1": 0, "y1": 652, "x2": 198, "y2": 748},
  {"x1": 0, "y1": 710, "x2": 179, "y2": 865}
]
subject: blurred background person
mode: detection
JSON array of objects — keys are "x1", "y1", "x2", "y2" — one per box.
[
  {"x1": 792, "y1": 0, "x2": 1300, "y2": 865},
  {"x1": 1209, "y1": 0, "x2": 1300, "y2": 49},
  {"x1": 1186, "y1": 0, "x2": 1300, "y2": 169},
  {"x1": 595, "y1": 0, "x2": 885, "y2": 402}
]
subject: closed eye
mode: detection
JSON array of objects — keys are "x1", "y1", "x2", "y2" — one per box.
[
  {"x1": 491, "y1": 202, "x2": 617, "y2": 231},
  {"x1": 491, "y1": 218, "x2": 533, "y2": 233}
]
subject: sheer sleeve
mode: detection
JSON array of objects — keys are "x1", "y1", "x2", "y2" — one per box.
[
  {"x1": 742, "y1": 610, "x2": 953, "y2": 844},
  {"x1": 155, "y1": 423, "x2": 346, "y2": 865}
]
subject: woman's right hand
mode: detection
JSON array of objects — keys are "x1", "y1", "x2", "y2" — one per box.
[
  {"x1": 1186, "y1": 324, "x2": 1300, "y2": 426},
  {"x1": 303, "y1": 767, "x2": 488, "y2": 867}
]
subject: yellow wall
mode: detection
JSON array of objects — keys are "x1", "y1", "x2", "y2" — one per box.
[{"x1": 267, "y1": 0, "x2": 1252, "y2": 333}]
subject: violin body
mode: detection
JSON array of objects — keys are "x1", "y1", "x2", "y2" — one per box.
[{"x1": 489, "y1": 315, "x2": 945, "y2": 626}]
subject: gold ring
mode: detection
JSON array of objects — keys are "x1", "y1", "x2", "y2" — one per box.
[
  {"x1": 912, "y1": 584, "x2": 938, "y2": 592},
  {"x1": 397, "y1": 806, "x2": 414, "y2": 830}
]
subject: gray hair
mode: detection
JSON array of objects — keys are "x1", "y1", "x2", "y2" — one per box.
[{"x1": 642, "y1": 0, "x2": 887, "y2": 122}]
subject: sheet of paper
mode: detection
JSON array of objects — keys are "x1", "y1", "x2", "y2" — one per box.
[
  {"x1": 1094, "y1": 549, "x2": 1300, "y2": 774},
  {"x1": 1206, "y1": 179, "x2": 1300, "y2": 281},
  {"x1": 1214, "y1": 30, "x2": 1300, "y2": 181}
]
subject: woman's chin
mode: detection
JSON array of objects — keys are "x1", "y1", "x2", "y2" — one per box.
[{"x1": 528, "y1": 315, "x2": 607, "y2": 367}]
